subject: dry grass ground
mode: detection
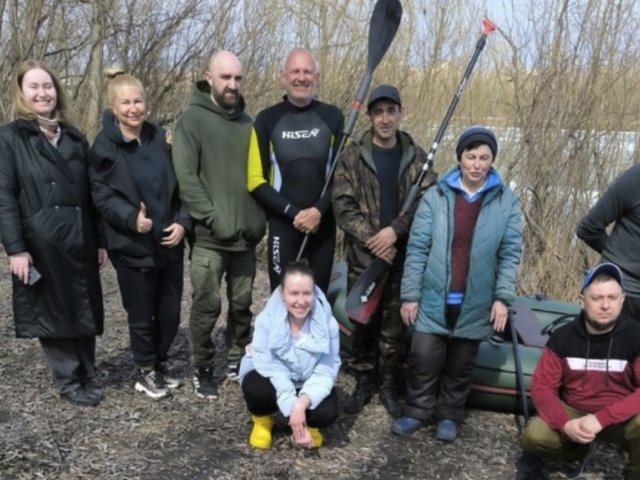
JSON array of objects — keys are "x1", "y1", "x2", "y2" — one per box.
[{"x1": 0, "y1": 257, "x2": 626, "y2": 479}]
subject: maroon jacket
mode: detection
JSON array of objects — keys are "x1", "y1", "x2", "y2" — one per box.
[{"x1": 531, "y1": 311, "x2": 640, "y2": 430}]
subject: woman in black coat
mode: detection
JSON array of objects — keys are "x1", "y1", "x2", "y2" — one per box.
[
  {"x1": 89, "y1": 72, "x2": 191, "y2": 399},
  {"x1": 0, "y1": 60, "x2": 106, "y2": 406}
]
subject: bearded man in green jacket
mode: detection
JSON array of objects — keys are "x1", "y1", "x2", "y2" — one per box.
[{"x1": 173, "y1": 50, "x2": 266, "y2": 400}]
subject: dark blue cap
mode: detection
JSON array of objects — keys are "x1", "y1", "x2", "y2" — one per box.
[
  {"x1": 581, "y1": 262, "x2": 624, "y2": 292},
  {"x1": 456, "y1": 125, "x2": 498, "y2": 160}
]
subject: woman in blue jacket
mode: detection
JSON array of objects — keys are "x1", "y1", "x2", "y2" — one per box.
[
  {"x1": 89, "y1": 72, "x2": 191, "y2": 399},
  {"x1": 392, "y1": 126, "x2": 523, "y2": 441},
  {"x1": 239, "y1": 261, "x2": 340, "y2": 449}
]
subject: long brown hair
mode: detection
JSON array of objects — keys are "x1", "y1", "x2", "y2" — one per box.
[{"x1": 12, "y1": 60, "x2": 68, "y2": 122}]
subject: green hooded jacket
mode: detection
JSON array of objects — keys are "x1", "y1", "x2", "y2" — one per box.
[{"x1": 173, "y1": 80, "x2": 266, "y2": 250}]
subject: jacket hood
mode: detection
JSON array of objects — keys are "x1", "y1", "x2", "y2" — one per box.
[
  {"x1": 98, "y1": 110, "x2": 159, "y2": 145},
  {"x1": 189, "y1": 80, "x2": 247, "y2": 120},
  {"x1": 263, "y1": 286, "x2": 334, "y2": 357},
  {"x1": 573, "y1": 308, "x2": 633, "y2": 340},
  {"x1": 438, "y1": 165, "x2": 503, "y2": 193},
  {"x1": 571, "y1": 309, "x2": 633, "y2": 384}
]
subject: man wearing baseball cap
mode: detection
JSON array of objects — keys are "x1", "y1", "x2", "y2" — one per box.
[
  {"x1": 516, "y1": 263, "x2": 640, "y2": 479},
  {"x1": 332, "y1": 85, "x2": 437, "y2": 417}
]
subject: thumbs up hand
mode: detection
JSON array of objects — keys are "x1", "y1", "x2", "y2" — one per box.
[{"x1": 136, "y1": 202, "x2": 153, "y2": 234}]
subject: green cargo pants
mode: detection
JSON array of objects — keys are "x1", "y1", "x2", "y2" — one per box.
[
  {"x1": 520, "y1": 402, "x2": 640, "y2": 479},
  {"x1": 189, "y1": 244, "x2": 256, "y2": 367}
]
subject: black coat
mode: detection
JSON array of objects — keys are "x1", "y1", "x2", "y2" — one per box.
[
  {"x1": 89, "y1": 112, "x2": 191, "y2": 268},
  {"x1": 0, "y1": 119, "x2": 104, "y2": 338}
]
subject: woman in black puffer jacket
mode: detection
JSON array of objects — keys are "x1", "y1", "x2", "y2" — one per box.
[{"x1": 0, "y1": 60, "x2": 106, "y2": 407}]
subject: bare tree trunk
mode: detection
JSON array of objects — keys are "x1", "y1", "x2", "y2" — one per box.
[{"x1": 82, "y1": 0, "x2": 110, "y2": 140}]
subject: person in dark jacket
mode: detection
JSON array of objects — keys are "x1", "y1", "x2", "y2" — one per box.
[
  {"x1": 0, "y1": 60, "x2": 105, "y2": 407},
  {"x1": 332, "y1": 85, "x2": 437, "y2": 418},
  {"x1": 577, "y1": 165, "x2": 640, "y2": 321},
  {"x1": 516, "y1": 263, "x2": 640, "y2": 480},
  {"x1": 89, "y1": 72, "x2": 191, "y2": 399}
]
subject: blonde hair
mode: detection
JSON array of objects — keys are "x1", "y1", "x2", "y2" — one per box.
[
  {"x1": 12, "y1": 60, "x2": 68, "y2": 122},
  {"x1": 104, "y1": 68, "x2": 145, "y2": 109}
]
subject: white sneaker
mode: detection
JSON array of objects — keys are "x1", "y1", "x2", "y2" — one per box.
[{"x1": 135, "y1": 369, "x2": 170, "y2": 399}]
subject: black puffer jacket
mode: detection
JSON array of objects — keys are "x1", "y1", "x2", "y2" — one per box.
[
  {"x1": 0, "y1": 119, "x2": 104, "y2": 338},
  {"x1": 89, "y1": 111, "x2": 191, "y2": 268}
]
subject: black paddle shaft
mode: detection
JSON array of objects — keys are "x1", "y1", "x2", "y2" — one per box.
[
  {"x1": 510, "y1": 314, "x2": 531, "y2": 423},
  {"x1": 344, "y1": 18, "x2": 497, "y2": 324},
  {"x1": 296, "y1": 0, "x2": 402, "y2": 260},
  {"x1": 400, "y1": 20, "x2": 495, "y2": 214}
]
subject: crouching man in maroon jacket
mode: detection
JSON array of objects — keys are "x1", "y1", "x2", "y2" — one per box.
[{"x1": 516, "y1": 263, "x2": 640, "y2": 480}]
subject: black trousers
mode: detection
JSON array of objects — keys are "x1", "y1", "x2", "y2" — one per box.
[
  {"x1": 39, "y1": 336, "x2": 96, "y2": 393},
  {"x1": 241, "y1": 370, "x2": 339, "y2": 428},
  {"x1": 403, "y1": 331, "x2": 480, "y2": 422},
  {"x1": 266, "y1": 216, "x2": 335, "y2": 293},
  {"x1": 115, "y1": 256, "x2": 184, "y2": 368}
]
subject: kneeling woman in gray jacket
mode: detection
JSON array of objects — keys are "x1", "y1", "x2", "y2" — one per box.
[{"x1": 239, "y1": 261, "x2": 340, "y2": 449}]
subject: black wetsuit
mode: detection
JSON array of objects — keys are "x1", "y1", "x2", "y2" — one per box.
[{"x1": 247, "y1": 97, "x2": 344, "y2": 292}]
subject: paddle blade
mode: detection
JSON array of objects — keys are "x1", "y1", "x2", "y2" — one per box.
[
  {"x1": 345, "y1": 259, "x2": 391, "y2": 324},
  {"x1": 368, "y1": 0, "x2": 403, "y2": 71},
  {"x1": 481, "y1": 17, "x2": 497, "y2": 36}
]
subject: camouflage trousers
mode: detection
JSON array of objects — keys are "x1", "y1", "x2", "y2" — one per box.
[{"x1": 347, "y1": 268, "x2": 406, "y2": 373}]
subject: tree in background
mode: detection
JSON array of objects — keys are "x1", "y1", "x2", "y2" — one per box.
[{"x1": 2, "y1": 0, "x2": 640, "y2": 300}]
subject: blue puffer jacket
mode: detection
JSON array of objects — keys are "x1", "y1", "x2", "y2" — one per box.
[
  {"x1": 238, "y1": 287, "x2": 341, "y2": 416},
  {"x1": 401, "y1": 166, "x2": 523, "y2": 340}
]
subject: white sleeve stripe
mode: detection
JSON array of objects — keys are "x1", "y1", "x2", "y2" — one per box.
[{"x1": 566, "y1": 357, "x2": 627, "y2": 372}]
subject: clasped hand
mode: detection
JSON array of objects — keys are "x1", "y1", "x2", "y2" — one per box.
[
  {"x1": 366, "y1": 227, "x2": 397, "y2": 264},
  {"x1": 563, "y1": 414, "x2": 602, "y2": 444},
  {"x1": 293, "y1": 207, "x2": 321, "y2": 234}
]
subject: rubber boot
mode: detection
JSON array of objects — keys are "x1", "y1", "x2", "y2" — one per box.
[
  {"x1": 249, "y1": 415, "x2": 274, "y2": 449},
  {"x1": 307, "y1": 427, "x2": 324, "y2": 448},
  {"x1": 379, "y1": 370, "x2": 403, "y2": 418},
  {"x1": 343, "y1": 372, "x2": 374, "y2": 414}
]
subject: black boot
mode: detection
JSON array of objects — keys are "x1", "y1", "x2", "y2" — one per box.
[
  {"x1": 344, "y1": 372, "x2": 374, "y2": 414},
  {"x1": 515, "y1": 452, "x2": 550, "y2": 480},
  {"x1": 379, "y1": 370, "x2": 402, "y2": 418}
]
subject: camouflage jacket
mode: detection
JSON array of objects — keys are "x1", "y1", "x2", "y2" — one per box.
[{"x1": 332, "y1": 129, "x2": 437, "y2": 275}]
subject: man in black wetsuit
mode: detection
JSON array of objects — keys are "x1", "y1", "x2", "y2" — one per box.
[{"x1": 247, "y1": 48, "x2": 344, "y2": 292}]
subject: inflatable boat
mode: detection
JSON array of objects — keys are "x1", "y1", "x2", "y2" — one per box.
[{"x1": 326, "y1": 261, "x2": 580, "y2": 414}]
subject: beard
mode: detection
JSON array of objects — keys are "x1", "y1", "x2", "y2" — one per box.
[
  {"x1": 212, "y1": 85, "x2": 239, "y2": 110},
  {"x1": 584, "y1": 315, "x2": 618, "y2": 333}
]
